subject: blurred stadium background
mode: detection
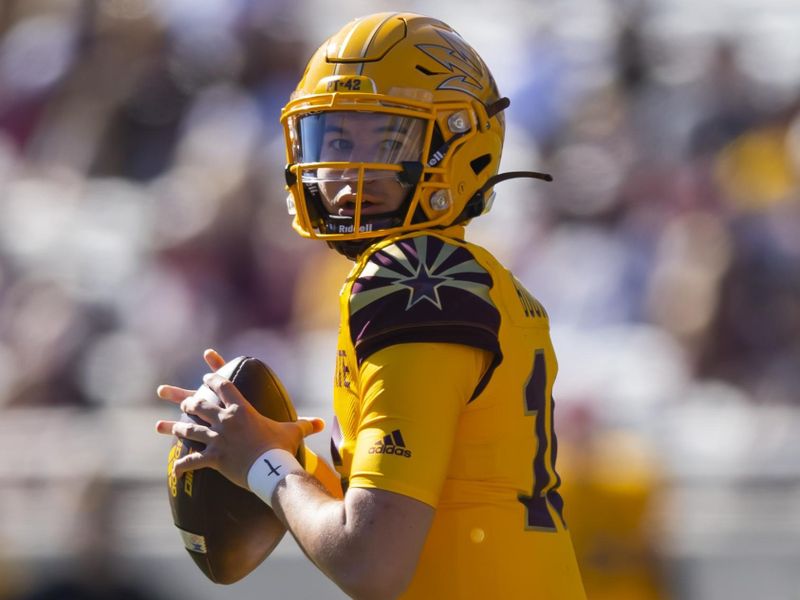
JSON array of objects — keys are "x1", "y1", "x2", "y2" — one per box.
[{"x1": 1, "y1": 0, "x2": 800, "y2": 598}]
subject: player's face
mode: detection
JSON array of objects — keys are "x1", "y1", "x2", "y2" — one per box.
[{"x1": 309, "y1": 112, "x2": 425, "y2": 216}]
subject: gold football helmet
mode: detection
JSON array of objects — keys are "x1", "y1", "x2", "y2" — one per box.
[{"x1": 280, "y1": 12, "x2": 549, "y2": 252}]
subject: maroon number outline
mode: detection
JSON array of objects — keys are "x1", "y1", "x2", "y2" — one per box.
[{"x1": 518, "y1": 349, "x2": 567, "y2": 531}]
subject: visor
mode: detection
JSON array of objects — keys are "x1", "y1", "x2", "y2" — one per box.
[{"x1": 290, "y1": 111, "x2": 426, "y2": 171}]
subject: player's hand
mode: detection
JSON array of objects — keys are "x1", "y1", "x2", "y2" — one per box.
[
  {"x1": 154, "y1": 348, "x2": 227, "y2": 404},
  {"x1": 202, "y1": 348, "x2": 226, "y2": 371},
  {"x1": 155, "y1": 349, "x2": 324, "y2": 489}
]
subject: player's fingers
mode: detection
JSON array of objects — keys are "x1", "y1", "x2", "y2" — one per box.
[
  {"x1": 202, "y1": 372, "x2": 243, "y2": 407},
  {"x1": 170, "y1": 420, "x2": 218, "y2": 444},
  {"x1": 204, "y1": 348, "x2": 226, "y2": 371},
  {"x1": 172, "y1": 451, "x2": 213, "y2": 477},
  {"x1": 296, "y1": 417, "x2": 325, "y2": 438},
  {"x1": 157, "y1": 385, "x2": 194, "y2": 403},
  {"x1": 155, "y1": 420, "x2": 178, "y2": 436},
  {"x1": 180, "y1": 396, "x2": 222, "y2": 422}
]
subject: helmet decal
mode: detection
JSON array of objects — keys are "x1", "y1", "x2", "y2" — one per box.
[
  {"x1": 330, "y1": 12, "x2": 401, "y2": 76},
  {"x1": 416, "y1": 29, "x2": 485, "y2": 100}
]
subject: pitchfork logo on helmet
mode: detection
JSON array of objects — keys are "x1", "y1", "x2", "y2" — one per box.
[
  {"x1": 280, "y1": 12, "x2": 550, "y2": 256},
  {"x1": 416, "y1": 30, "x2": 487, "y2": 99}
]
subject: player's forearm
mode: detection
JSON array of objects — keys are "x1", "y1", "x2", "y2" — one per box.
[{"x1": 271, "y1": 473, "x2": 411, "y2": 599}]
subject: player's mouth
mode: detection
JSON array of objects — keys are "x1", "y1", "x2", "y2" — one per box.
[
  {"x1": 336, "y1": 200, "x2": 384, "y2": 216},
  {"x1": 331, "y1": 186, "x2": 384, "y2": 216}
]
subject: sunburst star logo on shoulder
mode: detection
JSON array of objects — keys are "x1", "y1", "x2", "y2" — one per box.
[
  {"x1": 395, "y1": 262, "x2": 452, "y2": 310},
  {"x1": 349, "y1": 236, "x2": 496, "y2": 316}
]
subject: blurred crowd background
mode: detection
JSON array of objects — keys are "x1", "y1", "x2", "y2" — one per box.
[{"x1": 1, "y1": 0, "x2": 799, "y2": 598}]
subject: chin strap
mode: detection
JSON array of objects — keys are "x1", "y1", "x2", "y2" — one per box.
[{"x1": 455, "y1": 170, "x2": 553, "y2": 224}]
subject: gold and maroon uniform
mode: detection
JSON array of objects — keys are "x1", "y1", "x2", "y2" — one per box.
[{"x1": 331, "y1": 226, "x2": 586, "y2": 599}]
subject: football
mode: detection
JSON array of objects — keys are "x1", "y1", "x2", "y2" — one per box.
[{"x1": 166, "y1": 356, "x2": 305, "y2": 584}]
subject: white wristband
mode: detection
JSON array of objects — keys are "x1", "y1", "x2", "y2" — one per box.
[{"x1": 247, "y1": 448, "x2": 304, "y2": 508}]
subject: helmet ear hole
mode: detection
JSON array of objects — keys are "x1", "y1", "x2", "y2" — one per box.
[{"x1": 470, "y1": 154, "x2": 492, "y2": 176}]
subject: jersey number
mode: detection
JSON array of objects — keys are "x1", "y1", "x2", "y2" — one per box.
[{"x1": 518, "y1": 350, "x2": 567, "y2": 532}]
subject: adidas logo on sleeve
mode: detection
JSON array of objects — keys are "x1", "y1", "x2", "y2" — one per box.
[{"x1": 368, "y1": 429, "x2": 412, "y2": 458}]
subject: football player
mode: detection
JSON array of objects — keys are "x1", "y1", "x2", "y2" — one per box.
[{"x1": 157, "y1": 12, "x2": 586, "y2": 599}]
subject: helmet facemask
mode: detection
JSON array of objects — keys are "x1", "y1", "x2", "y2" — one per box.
[
  {"x1": 282, "y1": 87, "x2": 489, "y2": 244},
  {"x1": 285, "y1": 108, "x2": 427, "y2": 237}
]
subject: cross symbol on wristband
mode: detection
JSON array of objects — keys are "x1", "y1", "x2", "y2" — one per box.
[{"x1": 264, "y1": 458, "x2": 281, "y2": 477}]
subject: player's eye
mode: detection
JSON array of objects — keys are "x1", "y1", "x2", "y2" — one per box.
[
  {"x1": 320, "y1": 137, "x2": 355, "y2": 161},
  {"x1": 328, "y1": 138, "x2": 354, "y2": 153},
  {"x1": 378, "y1": 139, "x2": 404, "y2": 153}
]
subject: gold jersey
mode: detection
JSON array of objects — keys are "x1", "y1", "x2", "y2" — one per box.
[{"x1": 331, "y1": 226, "x2": 585, "y2": 599}]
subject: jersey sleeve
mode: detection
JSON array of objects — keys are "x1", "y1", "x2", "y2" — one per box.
[
  {"x1": 348, "y1": 342, "x2": 492, "y2": 507},
  {"x1": 348, "y1": 235, "x2": 502, "y2": 366}
]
